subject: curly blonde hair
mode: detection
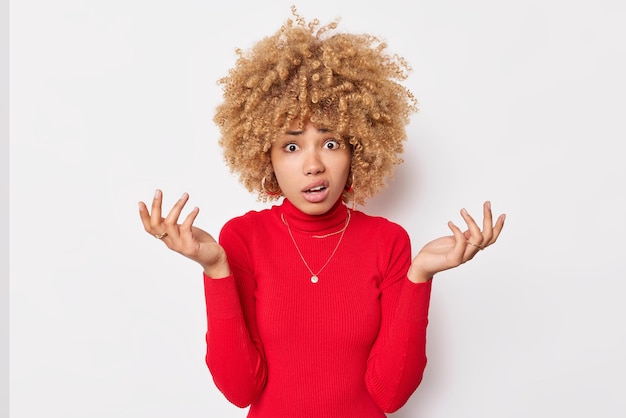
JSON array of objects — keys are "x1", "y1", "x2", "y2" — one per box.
[{"x1": 214, "y1": 7, "x2": 418, "y2": 205}]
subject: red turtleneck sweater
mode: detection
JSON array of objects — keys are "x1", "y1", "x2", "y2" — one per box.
[{"x1": 203, "y1": 199, "x2": 432, "y2": 417}]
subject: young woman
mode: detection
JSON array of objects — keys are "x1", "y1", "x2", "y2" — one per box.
[{"x1": 139, "y1": 9, "x2": 505, "y2": 418}]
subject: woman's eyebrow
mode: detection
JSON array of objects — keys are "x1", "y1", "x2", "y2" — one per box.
[{"x1": 285, "y1": 127, "x2": 331, "y2": 135}]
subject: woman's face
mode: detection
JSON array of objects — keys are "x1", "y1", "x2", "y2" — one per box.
[{"x1": 270, "y1": 119, "x2": 351, "y2": 215}]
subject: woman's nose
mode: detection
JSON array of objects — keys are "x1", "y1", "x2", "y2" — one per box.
[{"x1": 303, "y1": 149, "x2": 325, "y2": 175}]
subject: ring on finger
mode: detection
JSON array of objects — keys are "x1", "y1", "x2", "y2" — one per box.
[
  {"x1": 154, "y1": 232, "x2": 168, "y2": 239},
  {"x1": 466, "y1": 240, "x2": 484, "y2": 250}
]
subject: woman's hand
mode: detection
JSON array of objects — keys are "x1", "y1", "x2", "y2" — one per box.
[
  {"x1": 138, "y1": 189, "x2": 231, "y2": 278},
  {"x1": 408, "y1": 201, "x2": 505, "y2": 283}
]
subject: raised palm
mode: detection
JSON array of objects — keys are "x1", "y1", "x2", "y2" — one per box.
[
  {"x1": 138, "y1": 190, "x2": 230, "y2": 277},
  {"x1": 408, "y1": 202, "x2": 505, "y2": 283}
]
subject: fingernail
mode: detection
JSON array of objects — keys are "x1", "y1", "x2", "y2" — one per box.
[
  {"x1": 486, "y1": 201, "x2": 491, "y2": 209},
  {"x1": 154, "y1": 189, "x2": 161, "y2": 199},
  {"x1": 461, "y1": 208, "x2": 468, "y2": 215},
  {"x1": 181, "y1": 192, "x2": 188, "y2": 199}
]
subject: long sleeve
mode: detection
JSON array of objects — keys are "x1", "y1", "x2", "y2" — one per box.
[
  {"x1": 364, "y1": 221, "x2": 432, "y2": 412},
  {"x1": 204, "y1": 214, "x2": 267, "y2": 408}
]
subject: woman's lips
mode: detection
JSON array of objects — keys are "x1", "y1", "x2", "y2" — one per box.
[{"x1": 302, "y1": 181, "x2": 330, "y2": 203}]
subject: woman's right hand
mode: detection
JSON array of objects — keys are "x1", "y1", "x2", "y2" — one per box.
[{"x1": 138, "y1": 189, "x2": 231, "y2": 278}]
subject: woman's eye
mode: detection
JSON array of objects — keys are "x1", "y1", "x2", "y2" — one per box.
[
  {"x1": 285, "y1": 143, "x2": 299, "y2": 152},
  {"x1": 324, "y1": 140, "x2": 340, "y2": 150}
]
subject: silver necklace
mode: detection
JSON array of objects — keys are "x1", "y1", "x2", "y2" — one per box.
[{"x1": 281, "y1": 210, "x2": 351, "y2": 284}]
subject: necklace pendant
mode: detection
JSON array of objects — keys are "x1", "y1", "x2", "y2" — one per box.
[{"x1": 281, "y1": 211, "x2": 351, "y2": 287}]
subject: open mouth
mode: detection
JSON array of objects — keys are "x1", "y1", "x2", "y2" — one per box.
[{"x1": 305, "y1": 185, "x2": 327, "y2": 193}]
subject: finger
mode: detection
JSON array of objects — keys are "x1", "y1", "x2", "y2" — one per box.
[
  {"x1": 149, "y1": 189, "x2": 164, "y2": 229},
  {"x1": 486, "y1": 213, "x2": 506, "y2": 246},
  {"x1": 481, "y1": 201, "x2": 494, "y2": 243},
  {"x1": 460, "y1": 207, "x2": 484, "y2": 246},
  {"x1": 138, "y1": 201, "x2": 153, "y2": 232},
  {"x1": 447, "y1": 221, "x2": 467, "y2": 264},
  {"x1": 180, "y1": 206, "x2": 200, "y2": 235},
  {"x1": 162, "y1": 192, "x2": 191, "y2": 237}
]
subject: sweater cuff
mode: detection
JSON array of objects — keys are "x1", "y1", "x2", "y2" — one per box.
[
  {"x1": 203, "y1": 273, "x2": 241, "y2": 319},
  {"x1": 396, "y1": 278, "x2": 432, "y2": 323}
]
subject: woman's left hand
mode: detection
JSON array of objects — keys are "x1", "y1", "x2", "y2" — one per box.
[{"x1": 407, "y1": 201, "x2": 505, "y2": 283}]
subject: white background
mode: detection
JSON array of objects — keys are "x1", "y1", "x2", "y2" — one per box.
[{"x1": 9, "y1": 0, "x2": 626, "y2": 417}]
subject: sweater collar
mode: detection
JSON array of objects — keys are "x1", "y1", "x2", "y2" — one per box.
[{"x1": 278, "y1": 198, "x2": 350, "y2": 235}]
